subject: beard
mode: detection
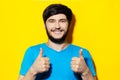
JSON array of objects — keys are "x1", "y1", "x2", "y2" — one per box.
[{"x1": 45, "y1": 27, "x2": 68, "y2": 44}]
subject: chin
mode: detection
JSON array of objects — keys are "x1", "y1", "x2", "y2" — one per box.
[
  {"x1": 52, "y1": 35, "x2": 63, "y2": 39},
  {"x1": 46, "y1": 30, "x2": 68, "y2": 44},
  {"x1": 48, "y1": 35, "x2": 66, "y2": 44},
  {"x1": 53, "y1": 36, "x2": 63, "y2": 40}
]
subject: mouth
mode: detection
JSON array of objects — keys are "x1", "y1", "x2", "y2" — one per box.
[{"x1": 51, "y1": 29, "x2": 64, "y2": 34}]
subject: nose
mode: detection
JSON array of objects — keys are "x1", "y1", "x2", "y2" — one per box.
[{"x1": 55, "y1": 21, "x2": 60, "y2": 29}]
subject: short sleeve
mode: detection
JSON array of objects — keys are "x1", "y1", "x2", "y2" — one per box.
[
  {"x1": 83, "y1": 49, "x2": 96, "y2": 76},
  {"x1": 20, "y1": 47, "x2": 34, "y2": 76}
]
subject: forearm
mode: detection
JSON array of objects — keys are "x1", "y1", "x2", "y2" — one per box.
[
  {"x1": 81, "y1": 68, "x2": 94, "y2": 80},
  {"x1": 22, "y1": 67, "x2": 37, "y2": 80}
]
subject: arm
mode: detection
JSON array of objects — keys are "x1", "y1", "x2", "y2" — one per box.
[
  {"x1": 81, "y1": 67, "x2": 96, "y2": 80},
  {"x1": 18, "y1": 67, "x2": 36, "y2": 80},
  {"x1": 18, "y1": 75, "x2": 24, "y2": 80},
  {"x1": 18, "y1": 48, "x2": 50, "y2": 80},
  {"x1": 71, "y1": 49, "x2": 96, "y2": 80}
]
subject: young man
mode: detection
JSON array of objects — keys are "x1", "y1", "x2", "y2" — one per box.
[{"x1": 18, "y1": 4, "x2": 96, "y2": 80}]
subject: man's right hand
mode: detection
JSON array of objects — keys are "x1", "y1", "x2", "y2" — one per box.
[{"x1": 30, "y1": 48, "x2": 50, "y2": 75}]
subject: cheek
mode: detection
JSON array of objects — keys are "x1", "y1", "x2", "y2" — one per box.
[
  {"x1": 61, "y1": 24, "x2": 68, "y2": 31},
  {"x1": 46, "y1": 23, "x2": 55, "y2": 30}
]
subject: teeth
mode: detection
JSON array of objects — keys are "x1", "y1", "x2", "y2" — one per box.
[{"x1": 54, "y1": 31, "x2": 61, "y2": 33}]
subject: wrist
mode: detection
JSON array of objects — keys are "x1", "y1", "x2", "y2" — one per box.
[
  {"x1": 81, "y1": 68, "x2": 89, "y2": 76},
  {"x1": 81, "y1": 68, "x2": 94, "y2": 80},
  {"x1": 29, "y1": 66, "x2": 37, "y2": 76},
  {"x1": 24, "y1": 67, "x2": 37, "y2": 80}
]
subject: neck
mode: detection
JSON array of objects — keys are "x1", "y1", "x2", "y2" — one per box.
[{"x1": 46, "y1": 39, "x2": 69, "y2": 52}]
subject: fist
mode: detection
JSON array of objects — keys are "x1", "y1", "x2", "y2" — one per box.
[
  {"x1": 31, "y1": 48, "x2": 50, "y2": 75},
  {"x1": 71, "y1": 49, "x2": 88, "y2": 74}
]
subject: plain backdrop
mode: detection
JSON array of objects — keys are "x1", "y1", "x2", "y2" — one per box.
[{"x1": 1, "y1": 0, "x2": 120, "y2": 80}]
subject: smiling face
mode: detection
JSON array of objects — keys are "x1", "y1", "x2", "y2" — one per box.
[{"x1": 45, "y1": 14, "x2": 69, "y2": 44}]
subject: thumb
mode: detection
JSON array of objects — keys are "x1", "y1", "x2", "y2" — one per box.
[
  {"x1": 38, "y1": 48, "x2": 43, "y2": 59},
  {"x1": 79, "y1": 49, "x2": 83, "y2": 57}
]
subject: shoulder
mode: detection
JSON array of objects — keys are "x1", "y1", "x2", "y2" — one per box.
[
  {"x1": 70, "y1": 44, "x2": 91, "y2": 58},
  {"x1": 69, "y1": 44, "x2": 88, "y2": 52},
  {"x1": 26, "y1": 43, "x2": 45, "y2": 51},
  {"x1": 23, "y1": 43, "x2": 46, "y2": 60},
  {"x1": 24, "y1": 43, "x2": 45, "y2": 56}
]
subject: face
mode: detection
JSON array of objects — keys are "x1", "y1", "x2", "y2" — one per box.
[{"x1": 45, "y1": 14, "x2": 69, "y2": 44}]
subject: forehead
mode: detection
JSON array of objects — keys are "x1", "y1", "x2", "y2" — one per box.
[{"x1": 47, "y1": 14, "x2": 67, "y2": 20}]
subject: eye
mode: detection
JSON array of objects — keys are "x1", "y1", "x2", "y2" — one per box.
[
  {"x1": 60, "y1": 19, "x2": 67, "y2": 23},
  {"x1": 48, "y1": 19, "x2": 55, "y2": 23}
]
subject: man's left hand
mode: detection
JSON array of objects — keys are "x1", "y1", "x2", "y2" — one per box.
[{"x1": 71, "y1": 49, "x2": 89, "y2": 74}]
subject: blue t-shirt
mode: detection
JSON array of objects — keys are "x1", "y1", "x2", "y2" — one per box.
[{"x1": 20, "y1": 43, "x2": 96, "y2": 80}]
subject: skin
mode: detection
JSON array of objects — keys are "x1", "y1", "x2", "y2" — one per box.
[
  {"x1": 45, "y1": 14, "x2": 69, "y2": 44},
  {"x1": 18, "y1": 14, "x2": 96, "y2": 80}
]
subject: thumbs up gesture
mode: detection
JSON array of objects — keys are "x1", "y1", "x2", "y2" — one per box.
[
  {"x1": 71, "y1": 49, "x2": 89, "y2": 74},
  {"x1": 30, "y1": 48, "x2": 50, "y2": 75}
]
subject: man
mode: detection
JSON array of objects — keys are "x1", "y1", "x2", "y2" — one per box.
[{"x1": 18, "y1": 4, "x2": 96, "y2": 80}]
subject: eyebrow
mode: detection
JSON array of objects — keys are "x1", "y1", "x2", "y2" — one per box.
[
  {"x1": 48, "y1": 18, "x2": 67, "y2": 21},
  {"x1": 59, "y1": 19, "x2": 67, "y2": 20},
  {"x1": 47, "y1": 19, "x2": 55, "y2": 22}
]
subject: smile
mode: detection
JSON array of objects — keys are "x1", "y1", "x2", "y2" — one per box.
[{"x1": 51, "y1": 29, "x2": 64, "y2": 34}]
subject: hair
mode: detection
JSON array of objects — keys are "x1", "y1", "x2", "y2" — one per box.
[{"x1": 43, "y1": 4, "x2": 73, "y2": 24}]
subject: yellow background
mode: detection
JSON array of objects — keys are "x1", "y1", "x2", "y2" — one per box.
[{"x1": 1, "y1": 0, "x2": 120, "y2": 80}]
